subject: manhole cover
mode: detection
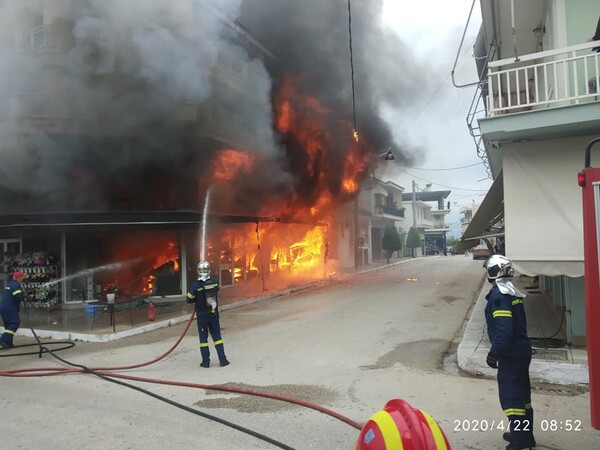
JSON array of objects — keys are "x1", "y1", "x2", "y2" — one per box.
[{"x1": 532, "y1": 348, "x2": 568, "y2": 361}]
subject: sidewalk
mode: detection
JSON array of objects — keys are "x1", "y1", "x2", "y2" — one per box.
[{"x1": 457, "y1": 277, "x2": 589, "y2": 385}]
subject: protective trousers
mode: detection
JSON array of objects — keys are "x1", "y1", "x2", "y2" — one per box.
[
  {"x1": 197, "y1": 313, "x2": 226, "y2": 364},
  {"x1": 498, "y1": 355, "x2": 535, "y2": 448},
  {"x1": 0, "y1": 306, "x2": 20, "y2": 347}
]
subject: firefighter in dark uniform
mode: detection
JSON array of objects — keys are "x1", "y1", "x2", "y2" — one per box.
[
  {"x1": 484, "y1": 255, "x2": 536, "y2": 450},
  {"x1": 0, "y1": 271, "x2": 26, "y2": 348},
  {"x1": 186, "y1": 261, "x2": 229, "y2": 368}
]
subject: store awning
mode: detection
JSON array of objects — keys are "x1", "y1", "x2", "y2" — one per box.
[
  {"x1": 503, "y1": 143, "x2": 584, "y2": 277},
  {"x1": 0, "y1": 211, "x2": 326, "y2": 233},
  {"x1": 456, "y1": 174, "x2": 504, "y2": 252}
]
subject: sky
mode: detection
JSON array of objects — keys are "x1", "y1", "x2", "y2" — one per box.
[{"x1": 378, "y1": 0, "x2": 490, "y2": 237}]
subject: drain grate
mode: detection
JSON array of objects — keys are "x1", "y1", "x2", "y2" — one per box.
[
  {"x1": 532, "y1": 384, "x2": 587, "y2": 397},
  {"x1": 532, "y1": 348, "x2": 569, "y2": 361}
]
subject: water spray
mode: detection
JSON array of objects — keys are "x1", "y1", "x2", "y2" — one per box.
[
  {"x1": 200, "y1": 186, "x2": 212, "y2": 261},
  {"x1": 36, "y1": 258, "x2": 143, "y2": 288}
]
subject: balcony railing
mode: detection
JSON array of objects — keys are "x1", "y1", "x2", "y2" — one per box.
[
  {"x1": 486, "y1": 41, "x2": 599, "y2": 117},
  {"x1": 375, "y1": 205, "x2": 405, "y2": 218},
  {"x1": 2, "y1": 23, "x2": 71, "y2": 53}
]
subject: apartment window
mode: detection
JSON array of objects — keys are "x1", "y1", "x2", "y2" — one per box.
[{"x1": 374, "y1": 193, "x2": 385, "y2": 206}]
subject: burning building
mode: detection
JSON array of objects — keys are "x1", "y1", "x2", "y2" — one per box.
[{"x1": 0, "y1": 0, "x2": 423, "y2": 309}]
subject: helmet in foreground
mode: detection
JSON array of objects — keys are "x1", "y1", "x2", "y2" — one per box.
[
  {"x1": 197, "y1": 261, "x2": 211, "y2": 280},
  {"x1": 484, "y1": 254, "x2": 513, "y2": 280},
  {"x1": 355, "y1": 398, "x2": 450, "y2": 449}
]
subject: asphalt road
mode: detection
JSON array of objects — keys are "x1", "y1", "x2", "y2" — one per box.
[{"x1": 2, "y1": 256, "x2": 599, "y2": 449}]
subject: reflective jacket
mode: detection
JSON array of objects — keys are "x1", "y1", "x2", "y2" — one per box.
[
  {"x1": 0, "y1": 280, "x2": 25, "y2": 312},
  {"x1": 485, "y1": 284, "x2": 532, "y2": 358},
  {"x1": 186, "y1": 277, "x2": 220, "y2": 316}
]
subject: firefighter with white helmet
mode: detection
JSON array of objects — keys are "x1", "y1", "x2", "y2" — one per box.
[
  {"x1": 483, "y1": 255, "x2": 535, "y2": 449},
  {"x1": 186, "y1": 261, "x2": 229, "y2": 368}
]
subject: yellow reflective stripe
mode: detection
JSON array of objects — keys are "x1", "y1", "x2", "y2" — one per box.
[
  {"x1": 504, "y1": 408, "x2": 526, "y2": 416},
  {"x1": 186, "y1": 293, "x2": 195, "y2": 299},
  {"x1": 493, "y1": 310, "x2": 512, "y2": 318},
  {"x1": 421, "y1": 411, "x2": 448, "y2": 449},
  {"x1": 512, "y1": 299, "x2": 523, "y2": 305},
  {"x1": 13, "y1": 290, "x2": 23, "y2": 295},
  {"x1": 525, "y1": 403, "x2": 532, "y2": 409},
  {"x1": 4, "y1": 330, "x2": 15, "y2": 335},
  {"x1": 199, "y1": 342, "x2": 209, "y2": 347},
  {"x1": 4, "y1": 287, "x2": 9, "y2": 290},
  {"x1": 370, "y1": 411, "x2": 403, "y2": 449},
  {"x1": 197, "y1": 287, "x2": 204, "y2": 291},
  {"x1": 204, "y1": 283, "x2": 218, "y2": 289},
  {"x1": 214, "y1": 340, "x2": 223, "y2": 346}
]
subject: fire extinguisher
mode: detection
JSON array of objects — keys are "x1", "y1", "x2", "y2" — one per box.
[{"x1": 148, "y1": 302, "x2": 156, "y2": 322}]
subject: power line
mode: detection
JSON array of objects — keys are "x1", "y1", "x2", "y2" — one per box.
[
  {"x1": 394, "y1": 167, "x2": 489, "y2": 192},
  {"x1": 347, "y1": 0, "x2": 357, "y2": 136},
  {"x1": 397, "y1": 162, "x2": 483, "y2": 171}
]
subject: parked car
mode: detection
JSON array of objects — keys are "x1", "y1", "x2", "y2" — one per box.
[{"x1": 471, "y1": 243, "x2": 493, "y2": 260}]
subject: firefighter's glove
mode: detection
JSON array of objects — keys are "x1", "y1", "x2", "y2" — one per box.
[{"x1": 486, "y1": 352, "x2": 498, "y2": 369}]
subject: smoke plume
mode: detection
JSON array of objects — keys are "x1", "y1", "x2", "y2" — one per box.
[{"x1": 0, "y1": 0, "x2": 429, "y2": 216}]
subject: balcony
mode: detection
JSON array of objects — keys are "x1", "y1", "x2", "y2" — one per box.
[
  {"x1": 486, "y1": 41, "x2": 599, "y2": 117},
  {"x1": 3, "y1": 23, "x2": 72, "y2": 53},
  {"x1": 375, "y1": 205, "x2": 405, "y2": 219}
]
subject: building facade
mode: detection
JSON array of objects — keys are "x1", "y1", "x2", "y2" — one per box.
[
  {"x1": 462, "y1": 0, "x2": 600, "y2": 345},
  {"x1": 0, "y1": 1, "x2": 332, "y2": 308}
]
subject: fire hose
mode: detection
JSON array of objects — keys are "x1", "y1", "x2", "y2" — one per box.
[{"x1": 0, "y1": 309, "x2": 363, "y2": 449}]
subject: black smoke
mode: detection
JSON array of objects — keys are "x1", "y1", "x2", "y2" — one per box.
[{"x1": 0, "y1": 0, "x2": 429, "y2": 216}]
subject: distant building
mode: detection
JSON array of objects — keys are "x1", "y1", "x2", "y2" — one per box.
[{"x1": 401, "y1": 188, "x2": 451, "y2": 256}]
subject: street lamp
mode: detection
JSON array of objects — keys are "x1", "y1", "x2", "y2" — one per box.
[
  {"x1": 377, "y1": 149, "x2": 396, "y2": 161},
  {"x1": 382, "y1": 150, "x2": 395, "y2": 161}
]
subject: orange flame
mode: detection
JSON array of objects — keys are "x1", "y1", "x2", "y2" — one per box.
[
  {"x1": 212, "y1": 149, "x2": 255, "y2": 182},
  {"x1": 273, "y1": 74, "x2": 371, "y2": 219}
]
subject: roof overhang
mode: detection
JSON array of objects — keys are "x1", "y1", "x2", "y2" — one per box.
[
  {"x1": 0, "y1": 211, "x2": 327, "y2": 233},
  {"x1": 457, "y1": 173, "x2": 504, "y2": 251}
]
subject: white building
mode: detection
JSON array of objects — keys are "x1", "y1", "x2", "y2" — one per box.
[{"x1": 460, "y1": 0, "x2": 600, "y2": 346}]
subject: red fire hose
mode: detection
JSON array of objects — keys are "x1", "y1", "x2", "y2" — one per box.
[{"x1": 0, "y1": 309, "x2": 363, "y2": 431}]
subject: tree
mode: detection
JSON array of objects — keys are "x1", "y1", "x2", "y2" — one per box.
[
  {"x1": 406, "y1": 226, "x2": 422, "y2": 258},
  {"x1": 397, "y1": 226, "x2": 408, "y2": 257},
  {"x1": 382, "y1": 224, "x2": 403, "y2": 263}
]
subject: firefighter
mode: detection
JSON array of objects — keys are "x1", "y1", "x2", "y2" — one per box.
[
  {"x1": 483, "y1": 255, "x2": 536, "y2": 450},
  {"x1": 186, "y1": 261, "x2": 229, "y2": 368},
  {"x1": 0, "y1": 271, "x2": 26, "y2": 348}
]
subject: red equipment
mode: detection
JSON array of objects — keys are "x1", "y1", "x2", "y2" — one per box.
[
  {"x1": 355, "y1": 399, "x2": 450, "y2": 449},
  {"x1": 148, "y1": 303, "x2": 156, "y2": 322},
  {"x1": 579, "y1": 136, "x2": 600, "y2": 430}
]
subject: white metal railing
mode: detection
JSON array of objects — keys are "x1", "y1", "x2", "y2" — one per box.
[
  {"x1": 487, "y1": 41, "x2": 600, "y2": 116},
  {"x1": 2, "y1": 24, "x2": 67, "y2": 52}
]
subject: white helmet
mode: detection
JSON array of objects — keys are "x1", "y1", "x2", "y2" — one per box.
[
  {"x1": 197, "y1": 261, "x2": 211, "y2": 280},
  {"x1": 484, "y1": 254, "x2": 513, "y2": 280}
]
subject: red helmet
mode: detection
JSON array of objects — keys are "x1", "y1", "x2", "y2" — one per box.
[
  {"x1": 355, "y1": 399, "x2": 451, "y2": 450},
  {"x1": 12, "y1": 271, "x2": 25, "y2": 281}
]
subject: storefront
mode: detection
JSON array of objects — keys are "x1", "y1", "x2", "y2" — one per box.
[{"x1": 0, "y1": 212, "x2": 329, "y2": 309}]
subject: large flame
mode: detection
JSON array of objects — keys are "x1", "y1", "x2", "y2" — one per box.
[
  {"x1": 212, "y1": 149, "x2": 256, "y2": 182},
  {"x1": 272, "y1": 74, "x2": 371, "y2": 218}
]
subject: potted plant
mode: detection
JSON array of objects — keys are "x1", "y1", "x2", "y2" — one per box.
[{"x1": 105, "y1": 282, "x2": 118, "y2": 303}]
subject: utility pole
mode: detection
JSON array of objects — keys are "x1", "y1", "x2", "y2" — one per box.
[
  {"x1": 412, "y1": 180, "x2": 417, "y2": 229},
  {"x1": 354, "y1": 195, "x2": 360, "y2": 271}
]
